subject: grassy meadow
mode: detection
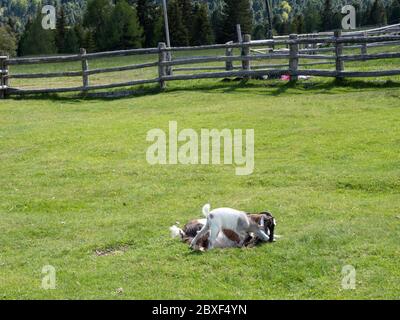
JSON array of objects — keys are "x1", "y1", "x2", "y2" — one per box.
[{"x1": 0, "y1": 46, "x2": 400, "y2": 299}]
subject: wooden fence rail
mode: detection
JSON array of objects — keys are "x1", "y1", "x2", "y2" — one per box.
[{"x1": 1, "y1": 28, "x2": 400, "y2": 98}]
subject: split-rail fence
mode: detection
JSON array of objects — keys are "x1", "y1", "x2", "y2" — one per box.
[{"x1": 1, "y1": 24, "x2": 400, "y2": 98}]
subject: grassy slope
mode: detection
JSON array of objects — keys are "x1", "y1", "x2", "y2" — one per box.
[{"x1": 0, "y1": 78, "x2": 399, "y2": 299}]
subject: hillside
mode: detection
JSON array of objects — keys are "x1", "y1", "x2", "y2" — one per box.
[
  {"x1": 0, "y1": 0, "x2": 86, "y2": 32},
  {"x1": 2, "y1": 0, "x2": 392, "y2": 30},
  {"x1": 0, "y1": 0, "x2": 396, "y2": 35}
]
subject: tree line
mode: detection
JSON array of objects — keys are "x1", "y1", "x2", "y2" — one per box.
[
  {"x1": 266, "y1": 0, "x2": 399, "y2": 38},
  {"x1": 1, "y1": 0, "x2": 400, "y2": 57}
]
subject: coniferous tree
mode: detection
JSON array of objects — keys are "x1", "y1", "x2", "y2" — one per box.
[
  {"x1": 6, "y1": 17, "x2": 19, "y2": 35},
  {"x1": 293, "y1": 15, "x2": 305, "y2": 34},
  {"x1": 83, "y1": 0, "x2": 112, "y2": 51},
  {"x1": 304, "y1": 2, "x2": 321, "y2": 32},
  {"x1": 0, "y1": 25, "x2": 17, "y2": 57},
  {"x1": 322, "y1": 0, "x2": 333, "y2": 31},
  {"x1": 64, "y1": 28, "x2": 80, "y2": 53},
  {"x1": 18, "y1": 13, "x2": 57, "y2": 56},
  {"x1": 83, "y1": 30, "x2": 97, "y2": 53},
  {"x1": 150, "y1": 8, "x2": 164, "y2": 47},
  {"x1": 211, "y1": 9, "x2": 224, "y2": 43},
  {"x1": 179, "y1": 0, "x2": 194, "y2": 38},
  {"x1": 389, "y1": 0, "x2": 400, "y2": 23},
  {"x1": 191, "y1": 3, "x2": 214, "y2": 45},
  {"x1": 220, "y1": 0, "x2": 253, "y2": 43},
  {"x1": 363, "y1": 1, "x2": 373, "y2": 26},
  {"x1": 252, "y1": 23, "x2": 267, "y2": 40},
  {"x1": 289, "y1": 19, "x2": 298, "y2": 34},
  {"x1": 56, "y1": 7, "x2": 67, "y2": 53},
  {"x1": 168, "y1": 0, "x2": 189, "y2": 46},
  {"x1": 349, "y1": 1, "x2": 362, "y2": 28},
  {"x1": 273, "y1": 15, "x2": 284, "y2": 35},
  {"x1": 137, "y1": 0, "x2": 163, "y2": 47},
  {"x1": 74, "y1": 24, "x2": 86, "y2": 49},
  {"x1": 368, "y1": 0, "x2": 387, "y2": 26},
  {"x1": 332, "y1": 11, "x2": 343, "y2": 30},
  {"x1": 107, "y1": 0, "x2": 143, "y2": 50}
]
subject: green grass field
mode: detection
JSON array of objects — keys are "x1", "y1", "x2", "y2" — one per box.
[{"x1": 1, "y1": 49, "x2": 400, "y2": 299}]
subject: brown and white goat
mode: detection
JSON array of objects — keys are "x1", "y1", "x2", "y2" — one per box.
[{"x1": 170, "y1": 204, "x2": 276, "y2": 251}]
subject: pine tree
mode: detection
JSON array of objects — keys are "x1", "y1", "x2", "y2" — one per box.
[
  {"x1": 211, "y1": 9, "x2": 224, "y2": 43},
  {"x1": 289, "y1": 18, "x2": 298, "y2": 34},
  {"x1": 221, "y1": 0, "x2": 253, "y2": 43},
  {"x1": 83, "y1": 0, "x2": 112, "y2": 51},
  {"x1": 74, "y1": 24, "x2": 86, "y2": 49},
  {"x1": 150, "y1": 9, "x2": 164, "y2": 48},
  {"x1": 191, "y1": 3, "x2": 214, "y2": 45},
  {"x1": 363, "y1": 1, "x2": 373, "y2": 26},
  {"x1": 107, "y1": 0, "x2": 143, "y2": 50},
  {"x1": 304, "y1": 2, "x2": 321, "y2": 32},
  {"x1": 64, "y1": 28, "x2": 79, "y2": 53},
  {"x1": 56, "y1": 7, "x2": 67, "y2": 53},
  {"x1": 252, "y1": 24, "x2": 266, "y2": 40},
  {"x1": 348, "y1": 1, "x2": 361, "y2": 28},
  {"x1": 332, "y1": 11, "x2": 342, "y2": 30},
  {"x1": 322, "y1": 0, "x2": 333, "y2": 31},
  {"x1": 18, "y1": 13, "x2": 57, "y2": 56},
  {"x1": 293, "y1": 15, "x2": 305, "y2": 34},
  {"x1": 0, "y1": 25, "x2": 17, "y2": 57},
  {"x1": 389, "y1": 0, "x2": 400, "y2": 23},
  {"x1": 7, "y1": 16, "x2": 19, "y2": 35},
  {"x1": 272, "y1": 15, "x2": 284, "y2": 35},
  {"x1": 84, "y1": 30, "x2": 97, "y2": 53},
  {"x1": 368, "y1": 0, "x2": 387, "y2": 26},
  {"x1": 168, "y1": 0, "x2": 189, "y2": 46},
  {"x1": 137, "y1": 0, "x2": 163, "y2": 47},
  {"x1": 179, "y1": 0, "x2": 194, "y2": 39},
  {"x1": 137, "y1": 0, "x2": 151, "y2": 47}
]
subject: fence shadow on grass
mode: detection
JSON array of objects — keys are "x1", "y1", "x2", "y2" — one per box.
[{"x1": 6, "y1": 78, "x2": 400, "y2": 102}]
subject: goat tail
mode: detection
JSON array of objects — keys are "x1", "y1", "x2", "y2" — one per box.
[
  {"x1": 170, "y1": 225, "x2": 184, "y2": 239},
  {"x1": 202, "y1": 203, "x2": 211, "y2": 217}
]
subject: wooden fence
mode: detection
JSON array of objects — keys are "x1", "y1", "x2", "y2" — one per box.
[{"x1": 1, "y1": 26, "x2": 400, "y2": 98}]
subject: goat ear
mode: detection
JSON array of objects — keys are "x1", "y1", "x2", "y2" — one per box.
[{"x1": 260, "y1": 215, "x2": 265, "y2": 227}]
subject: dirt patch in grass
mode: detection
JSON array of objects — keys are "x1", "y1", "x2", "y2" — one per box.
[{"x1": 94, "y1": 245, "x2": 129, "y2": 257}]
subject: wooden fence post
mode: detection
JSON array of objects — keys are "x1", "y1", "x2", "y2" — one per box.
[
  {"x1": 4, "y1": 57, "x2": 9, "y2": 98},
  {"x1": 289, "y1": 34, "x2": 299, "y2": 81},
  {"x1": 80, "y1": 48, "x2": 89, "y2": 92},
  {"x1": 242, "y1": 34, "x2": 251, "y2": 72},
  {"x1": 0, "y1": 56, "x2": 8, "y2": 99},
  {"x1": 334, "y1": 30, "x2": 344, "y2": 80},
  {"x1": 361, "y1": 31, "x2": 368, "y2": 55},
  {"x1": 0, "y1": 57, "x2": 5, "y2": 99},
  {"x1": 236, "y1": 24, "x2": 243, "y2": 43},
  {"x1": 158, "y1": 42, "x2": 167, "y2": 89},
  {"x1": 312, "y1": 32, "x2": 317, "y2": 55},
  {"x1": 166, "y1": 51, "x2": 173, "y2": 76},
  {"x1": 225, "y1": 41, "x2": 234, "y2": 71}
]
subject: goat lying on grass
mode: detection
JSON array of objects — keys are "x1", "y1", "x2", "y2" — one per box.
[{"x1": 170, "y1": 204, "x2": 277, "y2": 251}]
